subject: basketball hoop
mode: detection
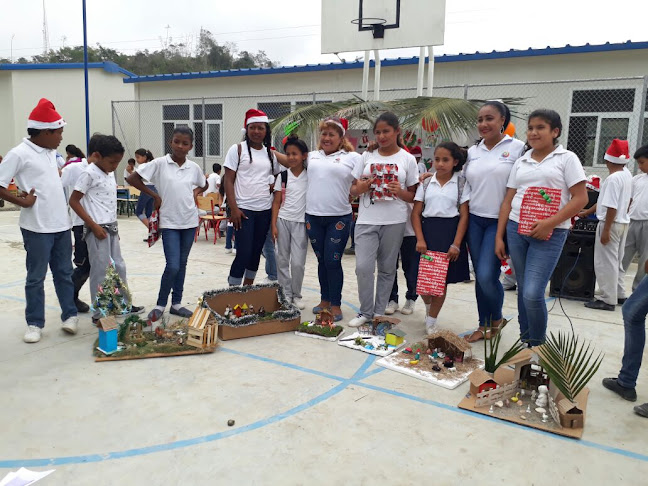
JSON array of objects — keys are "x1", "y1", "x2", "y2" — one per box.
[{"x1": 351, "y1": 17, "x2": 388, "y2": 39}]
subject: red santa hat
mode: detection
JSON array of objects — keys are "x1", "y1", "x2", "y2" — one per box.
[
  {"x1": 244, "y1": 109, "x2": 269, "y2": 127},
  {"x1": 27, "y1": 98, "x2": 66, "y2": 130},
  {"x1": 604, "y1": 139, "x2": 630, "y2": 165},
  {"x1": 586, "y1": 175, "x2": 601, "y2": 192},
  {"x1": 323, "y1": 116, "x2": 349, "y2": 136},
  {"x1": 410, "y1": 146, "x2": 422, "y2": 157}
]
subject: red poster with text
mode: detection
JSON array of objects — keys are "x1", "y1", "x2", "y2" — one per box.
[
  {"x1": 416, "y1": 251, "x2": 449, "y2": 297},
  {"x1": 518, "y1": 186, "x2": 561, "y2": 239}
]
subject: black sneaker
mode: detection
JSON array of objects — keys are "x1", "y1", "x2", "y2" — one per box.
[
  {"x1": 75, "y1": 299, "x2": 90, "y2": 313},
  {"x1": 584, "y1": 300, "x2": 615, "y2": 311},
  {"x1": 618, "y1": 298, "x2": 627, "y2": 305},
  {"x1": 602, "y1": 378, "x2": 637, "y2": 402},
  {"x1": 129, "y1": 305, "x2": 145, "y2": 315},
  {"x1": 170, "y1": 306, "x2": 193, "y2": 318},
  {"x1": 633, "y1": 403, "x2": 648, "y2": 418}
]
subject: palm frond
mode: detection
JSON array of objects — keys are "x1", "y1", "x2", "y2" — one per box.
[
  {"x1": 483, "y1": 322, "x2": 526, "y2": 373},
  {"x1": 536, "y1": 331, "x2": 604, "y2": 402}
]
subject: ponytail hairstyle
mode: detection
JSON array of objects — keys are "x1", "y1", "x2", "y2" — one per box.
[
  {"x1": 474, "y1": 100, "x2": 512, "y2": 145},
  {"x1": 243, "y1": 123, "x2": 273, "y2": 163},
  {"x1": 373, "y1": 111, "x2": 405, "y2": 149},
  {"x1": 65, "y1": 144, "x2": 86, "y2": 159},
  {"x1": 435, "y1": 141, "x2": 468, "y2": 172},
  {"x1": 318, "y1": 117, "x2": 355, "y2": 152},
  {"x1": 525, "y1": 109, "x2": 563, "y2": 151},
  {"x1": 135, "y1": 148, "x2": 154, "y2": 161},
  {"x1": 283, "y1": 134, "x2": 309, "y2": 155}
]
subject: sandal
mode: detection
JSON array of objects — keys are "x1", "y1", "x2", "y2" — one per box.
[{"x1": 464, "y1": 318, "x2": 509, "y2": 343}]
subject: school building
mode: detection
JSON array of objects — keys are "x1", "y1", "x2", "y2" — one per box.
[{"x1": 1, "y1": 41, "x2": 648, "y2": 180}]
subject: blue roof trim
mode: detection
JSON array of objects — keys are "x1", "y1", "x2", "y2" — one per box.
[{"x1": 0, "y1": 61, "x2": 136, "y2": 78}]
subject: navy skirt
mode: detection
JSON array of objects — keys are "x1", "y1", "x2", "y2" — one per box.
[{"x1": 421, "y1": 216, "x2": 470, "y2": 284}]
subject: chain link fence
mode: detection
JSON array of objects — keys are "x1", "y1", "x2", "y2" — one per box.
[{"x1": 111, "y1": 75, "x2": 648, "y2": 182}]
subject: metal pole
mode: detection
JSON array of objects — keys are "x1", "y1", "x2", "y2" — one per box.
[
  {"x1": 463, "y1": 84, "x2": 469, "y2": 100},
  {"x1": 202, "y1": 97, "x2": 206, "y2": 172},
  {"x1": 634, "y1": 75, "x2": 648, "y2": 175},
  {"x1": 362, "y1": 50, "x2": 370, "y2": 100},
  {"x1": 426, "y1": 46, "x2": 435, "y2": 97},
  {"x1": 111, "y1": 101, "x2": 115, "y2": 136},
  {"x1": 82, "y1": 0, "x2": 90, "y2": 152},
  {"x1": 416, "y1": 46, "x2": 425, "y2": 97},
  {"x1": 373, "y1": 49, "x2": 381, "y2": 101}
]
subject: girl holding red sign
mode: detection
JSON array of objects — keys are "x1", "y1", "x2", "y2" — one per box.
[
  {"x1": 495, "y1": 109, "x2": 587, "y2": 346},
  {"x1": 412, "y1": 142, "x2": 471, "y2": 335}
]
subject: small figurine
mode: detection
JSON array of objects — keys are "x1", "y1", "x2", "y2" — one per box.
[
  {"x1": 535, "y1": 385, "x2": 549, "y2": 407},
  {"x1": 511, "y1": 392, "x2": 520, "y2": 403},
  {"x1": 541, "y1": 413, "x2": 549, "y2": 423},
  {"x1": 241, "y1": 303, "x2": 249, "y2": 315},
  {"x1": 248, "y1": 304, "x2": 255, "y2": 315},
  {"x1": 489, "y1": 405, "x2": 494, "y2": 414},
  {"x1": 258, "y1": 306, "x2": 265, "y2": 316},
  {"x1": 526, "y1": 404, "x2": 532, "y2": 414},
  {"x1": 531, "y1": 390, "x2": 537, "y2": 402},
  {"x1": 443, "y1": 356, "x2": 454, "y2": 368},
  {"x1": 224, "y1": 305, "x2": 232, "y2": 318},
  {"x1": 403, "y1": 347, "x2": 413, "y2": 354},
  {"x1": 432, "y1": 364, "x2": 441, "y2": 372}
]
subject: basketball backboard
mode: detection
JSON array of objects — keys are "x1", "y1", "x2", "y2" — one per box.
[{"x1": 321, "y1": 0, "x2": 446, "y2": 54}]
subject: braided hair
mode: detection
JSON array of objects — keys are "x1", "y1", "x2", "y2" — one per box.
[{"x1": 243, "y1": 123, "x2": 273, "y2": 164}]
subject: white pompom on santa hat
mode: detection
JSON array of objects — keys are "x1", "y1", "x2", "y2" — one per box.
[
  {"x1": 27, "y1": 98, "x2": 66, "y2": 130},
  {"x1": 604, "y1": 138, "x2": 630, "y2": 165}
]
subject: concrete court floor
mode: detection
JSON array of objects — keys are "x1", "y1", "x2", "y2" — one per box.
[{"x1": 0, "y1": 210, "x2": 646, "y2": 486}]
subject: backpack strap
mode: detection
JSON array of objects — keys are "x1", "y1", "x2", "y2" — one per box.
[
  {"x1": 236, "y1": 143, "x2": 242, "y2": 171},
  {"x1": 281, "y1": 170, "x2": 288, "y2": 185}
]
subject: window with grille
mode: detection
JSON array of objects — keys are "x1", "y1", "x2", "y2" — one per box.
[{"x1": 162, "y1": 103, "x2": 223, "y2": 158}]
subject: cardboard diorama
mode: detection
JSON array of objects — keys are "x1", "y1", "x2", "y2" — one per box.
[
  {"x1": 94, "y1": 310, "x2": 217, "y2": 362},
  {"x1": 203, "y1": 283, "x2": 301, "y2": 340},
  {"x1": 458, "y1": 346, "x2": 593, "y2": 439},
  {"x1": 296, "y1": 309, "x2": 345, "y2": 342},
  {"x1": 337, "y1": 316, "x2": 405, "y2": 356},
  {"x1": 377, "y1": 330, "x2": 485, "y2": 389}
]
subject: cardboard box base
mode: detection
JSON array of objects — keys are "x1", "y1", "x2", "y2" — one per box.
[
  {"x1": 218, "y1": 318, "x2": 300, "y2": 340},
  {"x1": 457, "y1": 386, "x2": 589, "y2": 439},
  {"x1": 95, "y1": 347, "x2": 215, "y2": 362}
]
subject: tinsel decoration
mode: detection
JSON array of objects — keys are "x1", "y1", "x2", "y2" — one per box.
[
  {"x1": 92, "y1": 264, "x2": 133, "y2": 317},
  {"x1": 202, "y1": 283, "x2": 300, "y2": 328}
]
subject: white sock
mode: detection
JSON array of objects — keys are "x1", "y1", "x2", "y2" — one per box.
[
  {"x1": 425, "y1": 316, "x2": 437, "y2": 328},
  {"x1": 172, "y1": 304, "x2": 182, "y2": 311},
  {"x1": 425, "y1": 303, "x2": 431, "y2": 314},
  {"x1": 154, "y1": 305, "x2": 165, "y2": 313}
]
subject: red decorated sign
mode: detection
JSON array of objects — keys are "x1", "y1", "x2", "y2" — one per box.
[
  {"x1": 518, "y1": 186, "x2": 561, "y2": 239},
  {"x1": 148, "y1": 210, "x2": 160, "y2": 247},
  {"x1": 416, "y1": 251, "x2": 449, "y2": 297}
]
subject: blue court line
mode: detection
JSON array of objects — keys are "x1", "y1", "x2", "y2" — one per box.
[
  {"x1": 359, "y1": 367, "x2": 385, "y2": 379},
  {"x1": 0, "y1": 294, "x2": 58, "y2": 311}
]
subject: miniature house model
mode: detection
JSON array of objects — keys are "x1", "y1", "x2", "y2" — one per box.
[
  {"x1": 186, "y1": 307, "x2": 217, "y2": 350},
  {"x1": 315, "y1": 309, "x2": 335, "y2": 328},
  {"x1": 494, "y1": 348, "x2": 548, "y2": 391},
  {"x1": 427, "y1": 330, "x2": 472, "y2": 362},
  {"x1": 97, "y1": 316, "x2": 118, "y2": 355},
  {"x1": 469, "y1": 369, "x2": 501, "y2": 396},
  {"x1": 385, "y1": 328, "x2": 405, "y2": 346}
]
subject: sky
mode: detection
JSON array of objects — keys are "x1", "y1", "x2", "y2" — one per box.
[{"x1": 1, "y1": 0, "x2": 646, "y2": 67}]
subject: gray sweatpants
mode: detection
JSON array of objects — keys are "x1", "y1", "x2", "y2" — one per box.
[
  {"x1": 276, "y1": 218, "x2": 308, "y2": 301},
  {"x1": 594, "y1": 222, "x2": 628, "y2": 305},
  {"x1": 86, "y1": 228, "x2": 128, "y2": 317},
  {"x1": 621, "y1": 219, "x2": 648, "y2": 295},
  {"x1": 355, "y1": 223, "x2": 405, "y2": 318}
]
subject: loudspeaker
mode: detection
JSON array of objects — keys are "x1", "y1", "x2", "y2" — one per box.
[{"x1": 550, "y1": 231, "x2": 596, "y2": 301}]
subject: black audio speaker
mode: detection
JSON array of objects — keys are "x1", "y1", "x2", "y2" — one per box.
[{"x1": 550, "y1": 230, "x2": 596, "y2": 301}]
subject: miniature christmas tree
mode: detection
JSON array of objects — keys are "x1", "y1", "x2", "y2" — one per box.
[{"x1": 93, "y1": 264, "x2": 133, "y2": 318}]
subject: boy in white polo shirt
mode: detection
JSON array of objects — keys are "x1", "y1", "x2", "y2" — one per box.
[
  {"x1": 585, "y1": 139, "x2": 633, "y2": 311},
  {"x1": 0, "y1": 98, "x2": 79, "y2": 343}
]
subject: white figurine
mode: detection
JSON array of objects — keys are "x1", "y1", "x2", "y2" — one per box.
[
  {"x1": 224, "y1": 305, "x2": 231, "y2": 318},
  {"x1": 535, "y1": 385, "x2": 549, "y2": 408}
]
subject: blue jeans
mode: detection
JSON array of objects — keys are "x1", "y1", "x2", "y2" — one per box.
[
  {"x1": 390, "y1": 236, "x2": 419, "y2": 303},
  {"x1": 305, "y1": 213, "x2": 352, "y2": 307},
  {"x1": 262, "y1": 229, "x2": 277, "y2": 281},
  {"x1": 135, "y1": 184, "x2": 157, "y2": 220},
  {"x1": 618, "y1": 276, "x2": 648, "y2": 388},
  {"x1": 21, "y1": 228, "x2": 77, "y2": 328},
  {"x1": 158, "y1": 227, "x2": 196, "y2": 307},
  {"x1": 467, "y1": 214, "x2": 504, "y2": 325},
  {"x1": 506, "y1": 220, "x2": 568, "y2": 346},
  {"x1": 228, "y1": 209, "x2": 272, "y2": 285},
  {"x1": 225, "y1": 224, "x2": 236, "y2": 250}
]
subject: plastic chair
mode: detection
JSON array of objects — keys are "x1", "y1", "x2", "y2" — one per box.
[{"x1": 195, "y1": 196, "x2": 226, "y2": 244}]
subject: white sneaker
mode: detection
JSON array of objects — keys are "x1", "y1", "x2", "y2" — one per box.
[
  {"x1": 348, "y1": 314, "x2": 370, "y2": 328},
  {"x1": 24, "y1": 325, "x2": 42, "y2": 343},
  {"x1": 384, "y1": 300, "x2": 399, "y2": 315},
  {"x1": 232, "y1": 248, "x2": 237, "y2": 255},
  {"x1": 61, "y1": 316, "x2": 79, "y2": 335},
  {"x1": 292, "y1": 297, "x2": 306, "y2": 310},
  {"x1": 224, "y1": 248, "x2": 232, "y2": 254},
  {"x1": 400, "y1": 299, "x2": 416, "y2": 315},
  {"x1": 426, "y1": 324, "x2": 438, "y2": 335}
]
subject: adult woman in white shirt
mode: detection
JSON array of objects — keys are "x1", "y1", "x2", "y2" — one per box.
[{"x1": 496, "y1": 109, "x2": 587, "y2": 346}]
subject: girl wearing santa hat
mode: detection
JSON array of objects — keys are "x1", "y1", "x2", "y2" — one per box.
[
  {"x1": 0, "y1": 98, "x2": 79, "y2": 343},
  {"x1": 495, "y1": 109, "x2": 588, "y2": 346},
  {"x1": 224, "y1": 109, "x2": 281, "y2": 286}
]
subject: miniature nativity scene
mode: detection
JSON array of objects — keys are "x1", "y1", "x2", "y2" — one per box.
[
  {"x1": 337, "y1": 316, "x2": 406, "y2": 356},
  {"x1": 377, "y1": 329, "x2": 485, "y2": 389},
  {"x1": 296, "y1": 309, "x2": 345, "y2": 341},
  {"x1": 458, "y1": 331, "x2": 602, "y2": 439},
  {"x1": 202, "y1": 283, "x2": 301, "y2": 340}
]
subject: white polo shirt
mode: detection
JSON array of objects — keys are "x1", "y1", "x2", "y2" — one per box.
[
  {"x1": 507, "y1": 145, "x2": 586, "y2": 230},
  {"x1": 206, "y1": 172, "x2": 221, "y2": 195},
  {"x1": 596, "y1": 167, "x2": 633, "y2": 224},
  {"x1": 354, "y1": 149, "x2": 419, "y2": 225},
  {"x1": 61, "y1": 158, "x2": 90, "y2": 227},
  {"x1": 137, "y1": 155, "x2": 206, "y2": 229},
  {"x1": 0, "y1": 138, "x2": 71, "y2": 233},
  {"x1": 224, "y1": 141, "x2": 279, "y2": 212},
  {"x1": 465, "y1": 136, "x2": 526, "y2": 219},
  {"x1": 629, "y1": 173, "x2": 648, "y2": 220},
  {"x1": 273, "y1": 169, "x2": 308, "y2": 223},
  {"x1": 74, "y1": 163, "x2": 118, "y2": 225},
  {"x1": 305, "y1": 150, "x2": 362, "y2": 216},
  {"x1": 415, "y1": 172, "x2": 471, "y2": 219}
]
